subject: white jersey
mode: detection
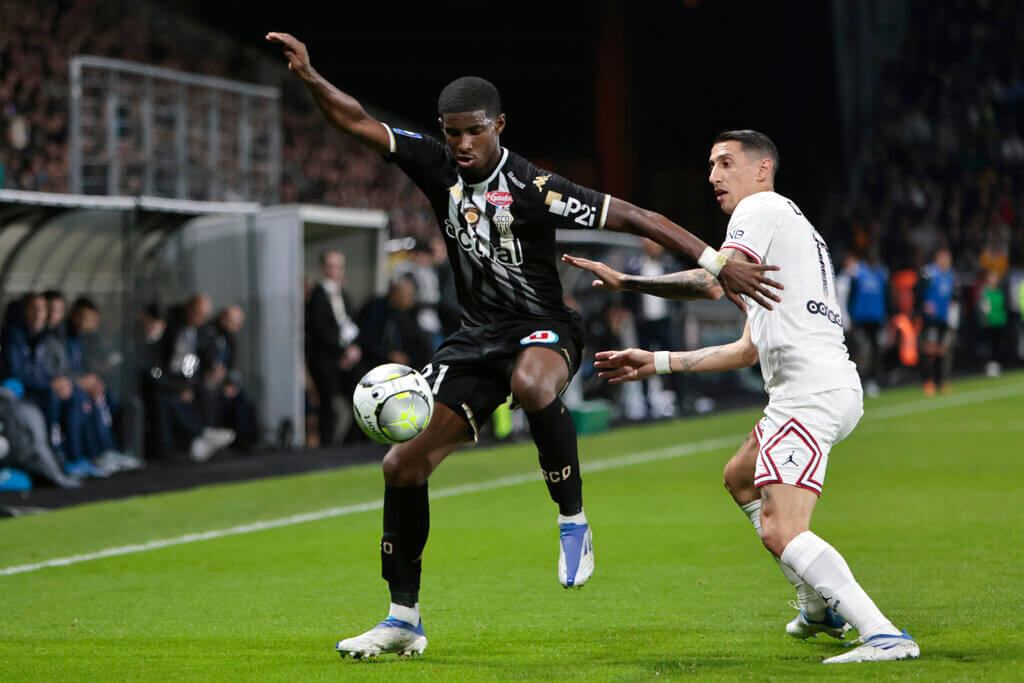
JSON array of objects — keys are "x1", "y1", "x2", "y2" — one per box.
[{"x1": 721, "y1": 191, "x2": 861, "y2": 400}]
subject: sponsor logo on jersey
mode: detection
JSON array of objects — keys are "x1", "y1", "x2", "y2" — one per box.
[
  {"x1": 806, "y1": 300, "x2": 843, "y2": 327},
  {"x1": 545, "y1": 191, "x2": 598, "y2": 227},
  {"x1": 533, "y1": 174, "x2": 551, "y2": 192},
  {"x1": 448, "y1": 183, "x2": 463, "y2": 202},
  {"x1": 506, "y1": 171, "x2": 527, "y2": 189},
  {"x1": 392, "y1": 128, "x2": 422, "y2": 139},
  {"x1": 444, "y1": 218, "x2": 524, "y2": 267},
  {"x1": 520, "y1": 330, "x2": 559, "y2": 345},
  {"x1": 728, "y1": 229, "x2": 744, "y2": 239},
  {"x1": 485, "y1": 190, "x2": 514, "y2": 207}
]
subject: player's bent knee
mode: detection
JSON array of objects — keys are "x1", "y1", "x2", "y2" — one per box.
[
  {"x1": 382, "y1": 444, "x2": 429, "y2": 486},
  {"x1": 760, "y1": 517, "x2": 806, "y2": 557},
  {"x1": 722, "y1": 452, "x2": 756, "y2": 503},
  {"x1": 510, "y1": 372, "x2": 558, "y2": 412}
]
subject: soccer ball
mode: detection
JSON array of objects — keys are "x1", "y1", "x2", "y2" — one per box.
[{"x1": 352, "y1": 363, "x2": 434, "y2": 445}]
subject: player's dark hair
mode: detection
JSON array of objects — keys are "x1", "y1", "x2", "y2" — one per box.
[
  {"x1": 438, "y1": 76, "x2": 501, "y2": 118},
  {"x1": 42, "y1": 289, "x2": 65, "y2": 302},
  {"x1": 714, "y1": 129, "x2": 779, "y2": 178}
]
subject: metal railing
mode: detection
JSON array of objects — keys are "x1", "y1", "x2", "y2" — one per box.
[{"x1": 69, "y1": 56, "x2": 280, "y2": 203}]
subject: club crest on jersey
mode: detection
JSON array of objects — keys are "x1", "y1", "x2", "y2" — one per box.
[
  {"x1": 520, "y1": 330, "x2": 559, "y2": 345},
  {"x1": 533, "y1": 174, "x2": 551, "y2": 192},
  {"x1": 493, "y1": 208, "x2": 514, "y2": 236},
  {"x1": 392, "y1": 128, "x2": 422, "y2": 139},
  {"x1": 485, "y1": 190, "x2": 513, "y2": 207}
]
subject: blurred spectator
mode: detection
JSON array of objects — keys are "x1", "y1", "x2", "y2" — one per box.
[
  {"x1": 918, "y1": 248, "x2": 956, "y2": 395},
  {"x1": 0, "y1": 293, "x2": 96, "y2": 476},
  {"x1": 66, "y1": 297, "x2": 141, "y2": 471},
  {"x1": 305, "y1": 250, "x2": 361, "y2": 447},
  {"x1": 627, "y1": 239, "x2": 679, "y2": 417},
  {"x1": 585, "y1": 301, "x2": 647, "y2": 421},
  {"x1": 0, "y1": 377, "x2": 82, "y2": 488},
  {"x1": 393, "y1": 240, "x2": 447, "y2": 348},
  {"x1": 357, "y1": 276, "x2": 432, "y2": 371},
  {"x1": 846, "y1": 252, "x2": 889, "y2": 397},
  {"x1": 137, "y1": 302, "x2": 168, "y2": 460},
  {"x1": 199, "y1": 305, "x2": 258, "y2": 448},
  {"x1": 977, "y1": 270, "x2": 1008, "y2": 377},
  {"x1": 156, "y1": 294, "x2": 235, "y2": 461}
]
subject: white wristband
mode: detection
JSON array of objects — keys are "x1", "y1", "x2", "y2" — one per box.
[
  {"x1": 698, "y1": 246, "x2": 728, "y2": 277},
  {"x1": 654, "y1": 351, "x2": 672, "y2": 375}
]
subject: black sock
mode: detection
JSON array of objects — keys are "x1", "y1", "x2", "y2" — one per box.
[
  {"x1": 381, "y1": 483, "x2": 429, "y2": 605},
  {"x1": 935, "y1": 354, "x2": 944, "y2": 385},
  {"x1": 526, "y1": 397, "x2": 583, "y2": 516}
]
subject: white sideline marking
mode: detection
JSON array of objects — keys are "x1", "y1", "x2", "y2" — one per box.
[{"x1": 2, "y1": 382, "x2": 1022, "y2": 578}]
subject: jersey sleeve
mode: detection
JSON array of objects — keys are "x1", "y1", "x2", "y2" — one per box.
[
  {"x1": 719, "y1": 194, "x2": 778, "y2": 264},
  {"x1": 534, "y1": 171, "x2": 611, "y2": 230},
  {"x1": 381, "y1": 123, "x2": 451, "y2": 192}
]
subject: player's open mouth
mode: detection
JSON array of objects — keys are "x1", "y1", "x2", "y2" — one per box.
[
  {"x1": 715, "y1": 189, "x2": 728, "y2": 201},
  {"x1": 457, "y1": 156, "x2": 474, "y2": 167}
]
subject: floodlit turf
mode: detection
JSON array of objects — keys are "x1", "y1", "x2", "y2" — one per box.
[{"x1": 2, "y1": 373, "x2": 1024, "y2": 680}]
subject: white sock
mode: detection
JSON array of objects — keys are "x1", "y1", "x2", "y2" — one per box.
[
  {"x1": 781, "y1": 531, "x2": 898, "y2": 639},
  {"x1": 558, "y1": 510, "x2": 587, "y2": 525},
  {"x1": 741, "y1": 500, "x2": 827, "y2": 620},
  {"x1": 388, "y1": 602, "x2": 419, "y2": 625},
  {"x1": 740, "y1": 499, "x2": 762, "y2": 536}
]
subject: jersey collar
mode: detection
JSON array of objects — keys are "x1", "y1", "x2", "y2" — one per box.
[{"x1": 459, "y1": 147, "x2": 508, "y2": 190}]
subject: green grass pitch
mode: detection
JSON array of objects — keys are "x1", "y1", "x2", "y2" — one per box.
[{"x1": 2, "y1": 373, "x2": 1023, "y2": 680}]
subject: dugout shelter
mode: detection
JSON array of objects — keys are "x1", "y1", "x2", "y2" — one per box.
[{"x1": 0, "y1": 189, "x2": 388, "y2": 454}]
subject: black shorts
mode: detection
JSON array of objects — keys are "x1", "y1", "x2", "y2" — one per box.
[
  {"x1": 421, "y1": 318, "x2": 584, "y2": 440},
  {"x1": 921, "y1": 319, "x2": 951, "y2": 347}
]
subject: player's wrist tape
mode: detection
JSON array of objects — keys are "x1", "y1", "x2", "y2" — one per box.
[
  {"x1": 698, "y1": 247, "x2": 727, "y2": 277},
  {"x1": 654, "y1": 351, "x2": 672, "y2": 375}
]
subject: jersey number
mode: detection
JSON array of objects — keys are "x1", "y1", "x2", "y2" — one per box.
[
  {"x1": 812, "y1": 231, "x2": 837, "y2": 301},
  {"x1": 420, "y1": 363, "x2": 449, "y2": 394}
]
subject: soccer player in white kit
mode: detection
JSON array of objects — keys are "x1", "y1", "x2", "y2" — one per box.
[{"x1": 563, "y1": 130, "x2": 919, "y2": 664}]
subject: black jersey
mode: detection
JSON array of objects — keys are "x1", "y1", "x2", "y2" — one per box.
[{"x1": 382, "y1": 123, "x2": 610, "y2": 327}]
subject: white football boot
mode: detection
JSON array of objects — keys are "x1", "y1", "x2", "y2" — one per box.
[
  {"x1": 786, "y1": 600, "x2": 851, "y2": 640},
  {"x1": 558, "y1": 522, "x2": 594, "y2": 588},
  {"x1": 335, "y1": 617, "x2": 427, "y2": 659},
  {"x1": 822, "y1": 630, "x2": 920, "y2": 664}
]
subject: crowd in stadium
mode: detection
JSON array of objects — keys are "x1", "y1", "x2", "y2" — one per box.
[
  {"x1": 0, "y1": 0, "x2": 435, "y2": 234},
  {"x1": 832, "y1": 0, "x2": 1024, "y2": 393},
  {"x1": 2, "y1": 0, "x2": 1024, "y2": 489}
]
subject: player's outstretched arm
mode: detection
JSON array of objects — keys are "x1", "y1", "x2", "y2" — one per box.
[
  {"x1": 266, "y1": 32, "x2": 389, "y2": 154},
  {"x1": 594, "y1": 321, "x2": 757, "y2": 384},
  {"x1": 561, "y1": 254, "x2": 723, "y2": 301},
  {"x1": 602, "y1": 197, "x2": 783, "y2": 311}
]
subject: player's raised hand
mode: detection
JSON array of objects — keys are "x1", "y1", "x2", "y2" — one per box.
[
  {"x1": 717, "y1": 258, "x2": 783, "y2": 312},
  {"x1": 593, "y1": 349, "x2": 656, "y2": 384},
  {"x1": 562, "y1": 253, "x2": 626, "y2": 292},
  {"x1": 266, "y1": 32, "x2": 314, "y2": 80}
]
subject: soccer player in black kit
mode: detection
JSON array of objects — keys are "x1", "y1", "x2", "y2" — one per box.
[{"x1": 268, "y1": 31, "x2": 782, "y2": 659}]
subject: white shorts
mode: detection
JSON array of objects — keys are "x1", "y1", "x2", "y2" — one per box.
[{"x1": 753, "y1": 388, "x2": 863, "y2": 496}]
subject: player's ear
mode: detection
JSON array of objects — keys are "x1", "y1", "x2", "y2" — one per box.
[
  {"x1": 494, "y1": 113, "x2": 506, "y2": 135},
  {"x1": 758, "y1": 158, "x2": 773, "y2": 183},
  {"x1": 437, "y1": 116, "x2": 445, "y2": 133}
]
